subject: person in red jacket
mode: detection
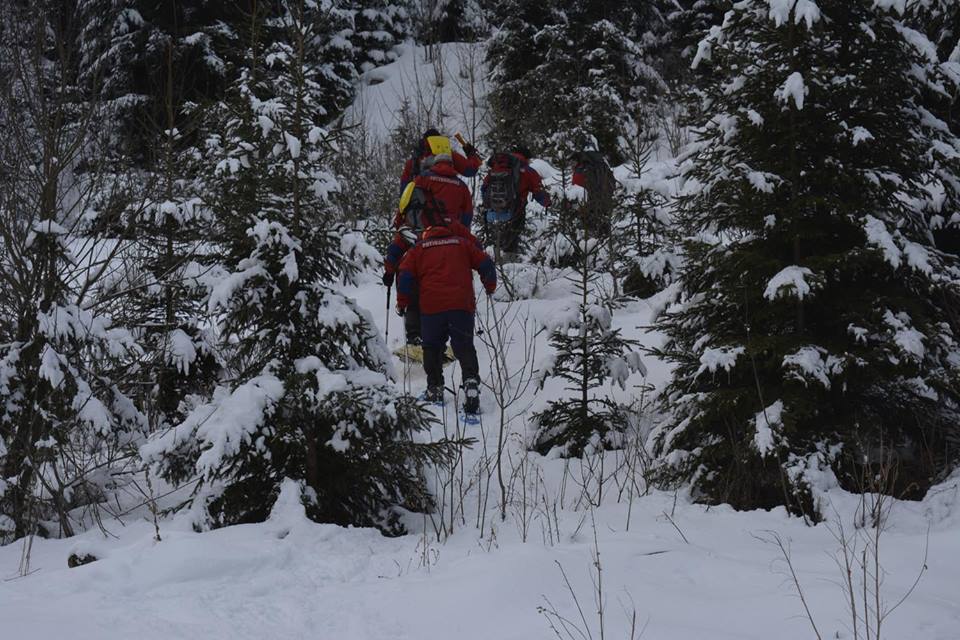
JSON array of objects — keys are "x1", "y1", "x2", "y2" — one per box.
[
  {"x1": 400, "y1": 129, "x2": 482, "y2": 190},
  {"x1": 480, "y1": 146, "x2": 551, "y2": 257},
  {"x1": 396, "y1": 217, "x2": 496, "y2": 413},
  {"x1": 383, "y1": 157, "x2": 478, "y2": 349}
]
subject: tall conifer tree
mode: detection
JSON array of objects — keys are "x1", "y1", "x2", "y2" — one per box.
[{"x1": 653, "y1": 0, "x2": 960, "y2": 516}]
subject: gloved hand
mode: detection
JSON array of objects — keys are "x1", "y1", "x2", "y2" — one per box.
[
  {"x1": 382, "y1": 272, "x2": 394, "y2": 287},
  {"x1": 396, "y1": 306, "x2": 406, "y2": 317},
  {"x1": 485, "y1": 285, "x2": 495, "y2": 297},
  {"x1": 463, "y1": 143, "x2": 478, "y2": 157},
  {"x1": 537, "y1": 191, "x2": 552, "y2": 208}
]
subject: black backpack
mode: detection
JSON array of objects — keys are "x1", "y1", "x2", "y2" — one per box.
[
  {"x1": 483, "y1": 152, "x2": 523, "y2": 215},
  {"x1": 403, "y1": 185, "x2": 446, "y2": 230},
  {"x1": 577, "y1": 151, "x2": 615, "y2": 212}
]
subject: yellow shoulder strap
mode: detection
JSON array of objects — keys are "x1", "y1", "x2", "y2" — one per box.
[{"x1": 399, "y1": 181, "x2": 417, "y2": 213}]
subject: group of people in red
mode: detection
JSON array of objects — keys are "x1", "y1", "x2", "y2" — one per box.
[{"x1": 381, "y1": 128, "x2": 551, "y2": 415}]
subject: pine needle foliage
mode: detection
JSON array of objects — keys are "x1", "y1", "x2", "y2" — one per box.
[{"x1": 652, "y1": 0, "x2": 960, "y2": 517}]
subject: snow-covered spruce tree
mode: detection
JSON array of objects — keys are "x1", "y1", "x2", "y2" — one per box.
[
  {"x1": 620, "y1": 129, "x2": 677, "y2": 299},
  {"x1": 345, "y1": 0, "x2": 412, "y2": 73},
  {"x1": 664, "y1": 1, "x2": 729, "y2": 85},
  {"x1": 0, "y1": 1, "x2": 147, "y2": 543},
  {"x1": 652, "y1": 0, "x2": 960, "y2": 516},
  {"x1": 913, "y1": 1, "x2": 960, "y2": 255},
  {"x1": 531, "y1": 200, "x2": 646, "y2": 456},
  {"x1": 141, "y1": 1, "x2": 453, "y2": 534},
  {"x1": 487, "y1": 0, "x2": 669, "y2": 164},
  {"x1": 416, "y1": 0, "x2": 491, "y2": 43},
  {"x1": 118, "y1": 38, "x2": 223, "y2": 435},
  {"x1": 72, "y1": 0, "x2": 232, "y2": 167}
]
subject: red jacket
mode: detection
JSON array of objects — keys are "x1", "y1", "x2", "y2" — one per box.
[
  {"x1": 392, "y1": 161, "x2": 475, "y2": 229},
  {"x1": 397, "y1": 226, "x2": 496, "y2": 314},
  {"x1": 384, "y1": 161, "x2": 478, "y2": 278},
  {"x1": 383, "y1": 217, "x2": 478, "y2": 276},
  {"x1": 400, "y1": 150, "x2": 481, "y2": 188}
]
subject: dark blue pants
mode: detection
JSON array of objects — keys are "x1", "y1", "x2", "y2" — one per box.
[
  {"x1": 404, "y1": 287, "x2": 421, "y2": 344},
  {"x1": 420, "y1": 310, "x2": 479, "y2": 388}
]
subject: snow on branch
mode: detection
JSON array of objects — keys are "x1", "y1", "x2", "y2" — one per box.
[
  {"x1": 695, "y1": 346, "x2": 745, "y2": 378},
  {"x1": 767, "y1": 0, "x2": 821, "y2": 29},
  {"x1": 753, "y1": 399, "x2": 784, "y2": 457},
  {"x1": 782, "y1": 346, "x2": 844, "y2": 389},
  {"x1": 141, "y1": 375, "x2": 284, "y2": 477},
  {"x1": 775, "y1": 72, "x2": 807, "y2": 110},
  {"x1": 883, "y1": 310, "x2": 926, "y2": 361},
  {"x1": 863, "y1": 215, "x2": 902, "y2": 268},
  {"x1": 764, "y1": 266, "x2": 816, "y2": 301}
]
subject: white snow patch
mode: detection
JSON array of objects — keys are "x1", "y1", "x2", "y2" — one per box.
[
  {"x1": 284, "y1": 132, "x2": 301, "y2": 159},
  {"x1": 695, "y1": 346, "x2": 745, "y2": 378},
  {"x1": 884, "y1": 310, "x2": 926, "y2": 361},
  {"x1": 753, "y1": 400, "x2": 784, "y2": 457},
  {"x1": 775, "y1": 72, "x2": 807, "y2": 110},
  {"x1": 768, "y1": 0, "x2": 821, "y2": 29},
  {"x1": 167, "y1": 329, "x2": 198, "y2": 375},
  {"x1": 782, "y1": 346, "x2": 844, "y2": 389},
  {"x1": 863, "y1": 215, "x2": 902, "y2": 269},
  {"x1": 764, "y1": 266, "x2": 815, "y2": 301},
  {"x1": 851, "y1": 126, "x2": 874, "y2": 146}
]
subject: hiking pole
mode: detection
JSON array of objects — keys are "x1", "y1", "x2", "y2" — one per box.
[{"x1": 385, "y1": 283, "x2": 392, "y2": 345}]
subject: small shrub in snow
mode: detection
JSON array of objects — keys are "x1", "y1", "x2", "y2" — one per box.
[{"x1": 531, "y1": 214, "x2": 646, "y2": 457}]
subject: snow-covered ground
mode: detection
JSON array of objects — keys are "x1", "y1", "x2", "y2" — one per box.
[
  {"x1": 2, "y1": 43, "x2": 959, "y2": 640},
  {"x1": 2, "y1": 277, "x2": 959, "y2": 639}
]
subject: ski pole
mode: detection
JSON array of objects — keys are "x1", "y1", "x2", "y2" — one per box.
[{"x1": 385, "y1": 283, "x2": 392, "y2": 344}]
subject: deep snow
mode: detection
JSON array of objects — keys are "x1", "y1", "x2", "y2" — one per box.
[
  {"x1": 2, "y1": 42, "x2": 959, "y2": 640},
  {"x1": 2, "y1": 277, "x2": 958, "y2": 639}
]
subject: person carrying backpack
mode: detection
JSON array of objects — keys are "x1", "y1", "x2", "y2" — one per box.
[
  {"x1": 480, "y1": 146, "x2": 551, "y2": 259},
  {"x1": 395, "y1": 215, "x2": 496, "y2": 414},
  {"x1": 383, "y1": 150, "x2": 478, "y2": 353},
  {"x1": 571, "y1": 150, "x2": 615, "y2": 238},
  {"x1": 400, "y1": 128, "x2": 482, "y2": 191}
]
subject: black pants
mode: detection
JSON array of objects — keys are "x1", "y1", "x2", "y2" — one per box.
[
  {"x1": 421, "y1": 310, "x2": 479, "y2": 388},
  {"x1": 404, "y1": 286, "x2": 421, "y2": 344}
]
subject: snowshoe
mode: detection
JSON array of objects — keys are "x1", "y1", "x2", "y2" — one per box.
[
  {"x1": 419, "y1": 385, "x2": 445, "y2": 405},
  {"x1": 394, "y1": 344, "x2": 454, "y2": 364},
  {"x1": 462, "y1": 378, "x2": 480, "y2": 416},
  {"x1": 394, "y1": 343, "x2": 424, "y2": 362},
  {"x1": 459, "y1": 408, "x2": 481, "y2": 426}
]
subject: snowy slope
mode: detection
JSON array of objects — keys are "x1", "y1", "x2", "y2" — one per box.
[
  {"x1": 344, "y1": 42, "x2": 491, "y2": 147},
  {"x1": 2, "y1": 43, "x2": 960, "y2": 640}
]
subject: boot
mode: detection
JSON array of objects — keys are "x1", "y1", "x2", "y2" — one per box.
[
  {"x1": 462, "y1": 377, "x2": 480, "y2": 415},
  {"x1": 422, "y1": 385, "x2": 444, "y2": 403}
]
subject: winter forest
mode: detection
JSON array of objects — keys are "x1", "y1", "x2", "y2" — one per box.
[{"x1": 1, "y1": 0, "x2": 959, "y2": 638}]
